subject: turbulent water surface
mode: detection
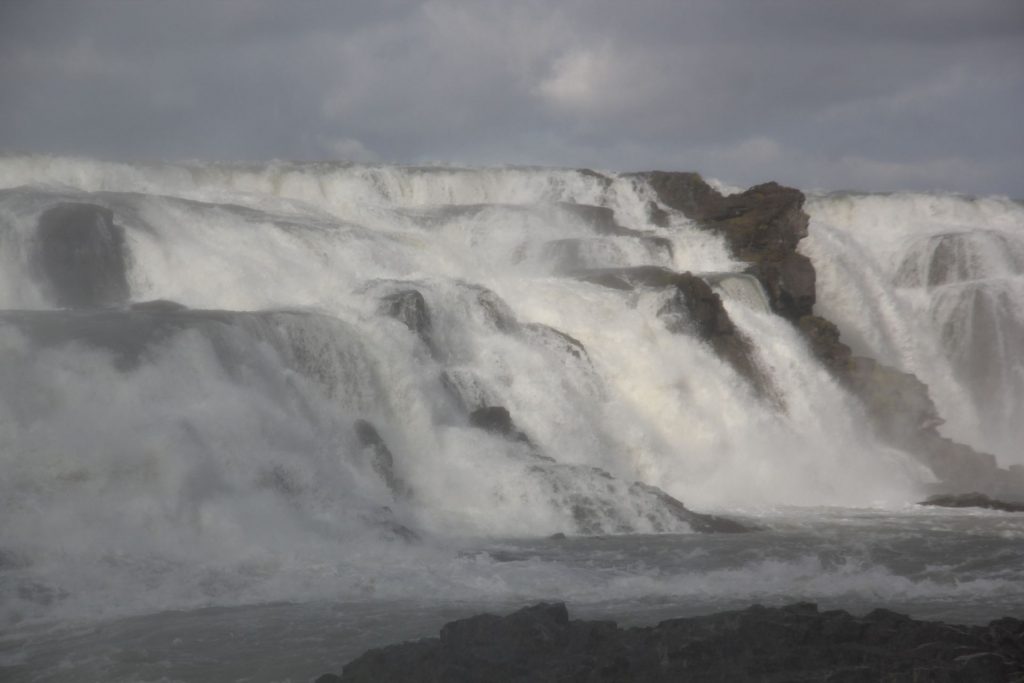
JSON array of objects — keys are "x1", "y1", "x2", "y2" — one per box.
[{"x1": 0, "y1": 156, "x2": 1022, "y2": 682}]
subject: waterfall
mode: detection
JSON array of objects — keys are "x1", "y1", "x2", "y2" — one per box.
[{"x1": 7, "y1": 155, "x2": 1017, "y2": 627}]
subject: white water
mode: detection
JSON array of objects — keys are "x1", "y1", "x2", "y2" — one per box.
[
  {"x1": 805, "y1": 191, "x2": 1024, "y2": 464},
  {"x1": 0, "y1": 156, "x2": 1022, "y2": 680}
]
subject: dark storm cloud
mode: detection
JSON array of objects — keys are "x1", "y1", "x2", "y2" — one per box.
[{"x1": 1, "y1": 0, "x2": 1022, "y2": 195}]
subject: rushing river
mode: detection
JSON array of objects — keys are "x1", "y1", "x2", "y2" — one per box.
[{"x1": 1, "y1": 156, "x2": 1022, "y2": 681}]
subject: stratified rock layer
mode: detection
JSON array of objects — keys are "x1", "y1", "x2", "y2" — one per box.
[{"x1": 330, "y1": 601, "x2": 1024, "y2": 682}]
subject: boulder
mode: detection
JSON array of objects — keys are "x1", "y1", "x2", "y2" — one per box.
[
  {"x1": 33, "y1": 203, "x2": 130, "y2": 309},
  {"x1": 633, "y1": 173, "x2": 814, "y2": 321}
]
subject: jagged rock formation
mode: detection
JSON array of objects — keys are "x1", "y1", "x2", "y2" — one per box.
[
  {"x1": 327, "y1": 601, "x2": 1024, "y2": 682},
  {"x1": 631, "y1": 173, "x2": 814, "y2": 322},
  {"x1": 33, "y1": 203, "x2": 130, "y2": 309},
  {"x1": 638, "y1": 171, "x2": 1023, "y2": 499}
]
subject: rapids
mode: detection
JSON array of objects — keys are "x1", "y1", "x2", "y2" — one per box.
[{"x1": 0, "y1": 155, "x2": 1021, "y2": 681}]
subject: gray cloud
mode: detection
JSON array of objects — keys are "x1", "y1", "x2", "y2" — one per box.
[{"x1": 1, "y1": 0, "x2": 1022, "y2": 195}]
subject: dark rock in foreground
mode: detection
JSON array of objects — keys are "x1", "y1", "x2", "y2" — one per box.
[
  {"x1": 330, "y1": 601, "x2": 1024, "y2": 682},
  {"x1": 921, "y1": 492, "x2": 1024, "y2": 513}
]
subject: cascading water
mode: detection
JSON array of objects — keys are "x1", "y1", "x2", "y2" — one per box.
[
  {"x1": 1, "y1": 156, "x2": 1022, "y2": 682},
  {"x1": 804, "y1": 192, "x2": 1024, "y2": 464}
]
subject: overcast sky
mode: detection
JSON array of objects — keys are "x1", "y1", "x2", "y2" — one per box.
[{"x1": 1, "y1": 0, "x2": 1022, "y2": 196}]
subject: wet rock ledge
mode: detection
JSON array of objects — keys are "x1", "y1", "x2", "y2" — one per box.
[{"x1": 317, "y1": 601, "x2": 1024, "y2": 682}]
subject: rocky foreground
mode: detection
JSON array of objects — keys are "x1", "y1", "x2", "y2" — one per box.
[{"x1": 316, "y1": 602, "x2": 1024, "y2": 682}]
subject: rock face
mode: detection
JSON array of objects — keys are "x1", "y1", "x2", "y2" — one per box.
[
  {"x1": 331, "y1": 601, "x2": 1024, "y2": 682},
  {"x1": 379, "y1": 289, "x2": 435, "y2": 353},
  {"x1": 33, "y1": 203, "x2": 130, "y2": 309},
  {"x1": 633, "y1": 173, "x2": 814, "y2": 322}
]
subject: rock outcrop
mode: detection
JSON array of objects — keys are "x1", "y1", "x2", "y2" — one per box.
[
  {"x1": 328, "y1": 601, "x2": 1024, "y2": 682},
  {"x1": 379, "y1": 289, "x2": 436, "y2": 355},
  {"x1": 635, "y1": 172, "x2": 1022, "y2": 500},
  {"x1": 632, "y1": 173, "x2": 814, "y2": 322},
  {"x1": 575, "y1": 266, "x2": 775, "y2": 401},
  {"x1": 33, "y1": 203, "x2": 130, "y2": 309}
]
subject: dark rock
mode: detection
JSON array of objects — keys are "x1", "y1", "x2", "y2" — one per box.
[
  {"x1": 634, "y1": 173, "x2": 813, "y2": 322},
  {"x1": 747, "y1": 250, "x2": 816, "y2": 323},
  {"x1": 332, "y1": 602, "x2": 1024, "y2": 682},
  {"x1": 475, "y1": 288, "x2": 519, "y2": 333},
  {"x1": 353, "y1": 419, "x2": 408, "y2": 499},
  {"x1": 797, "y1": 314, "x2": 852, "y2": 375},
  {"x1": 920, "y1": 492, "x2": 1024, "y2": 513},
  {"x1": 379, "y1": 289, "x2": 433, "y2": 349},
  {"x1": 33, "y1": 203, "x2": 130, "y2": 309},
  {"x1": 844, "y1": 357, "x2": 941, "y2": 441},
  {"x1": 629, "y1": 171, "x2": 723, "y2": 221},
  {"x1": 469, "y1": 406, "x2": 533, "y2": 447},
  {"x1": 839, "y1": 356, "x2": 1022, "y2": 497}
]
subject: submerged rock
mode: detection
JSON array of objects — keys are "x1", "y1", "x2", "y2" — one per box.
[
  {"x1": 331, "y1": 601, "x2": 1024, "y2": 682},
  {"x1": 634, "y1": 172, "x2": 813, "y2": 322},
  {"x1": 33, "y1": 203, "x2": 130, "y2": 309}
]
